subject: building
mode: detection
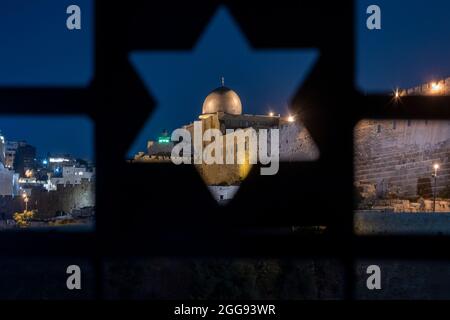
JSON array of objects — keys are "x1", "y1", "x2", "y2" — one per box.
[
  {"x1": 0, "y1": 167, "x2": 19, "y2": 196},
  {"x1": 0, "y1": 130, "x2": 96, "y2": 222},
  {"x1": 0, "y1": 135, "x2": 27, "y2": 172},
  {"x1": 148, "y1": 130, "x2": 174, "y2": 157},
  {"x1": 4, "y1": 140, "x2": 27, "y2": 170},
  {"x1": 135, "y1": 79, "x2": 319, "y2": 203},
  {"x1": 4, "y1": 141, "x2": 17, "y2": 170},
  {"x1": 0, "y1": 134, "x2": 20, "y2": 196},
  {"x1": 48, "y1": 166, "x2": 95, "y2": 190},
  {"x1": 45, "y1": 154, "x2": 78, "y2": 173},
  {"x1": 184, "y1": 82, "x2": 318, "y2": 188},
  {"x1": 0, "y1": 133, "x2": 5, "y2": 166},
  {"x1": 13, "y1": 143, "x2": 36, "y2": 177}
]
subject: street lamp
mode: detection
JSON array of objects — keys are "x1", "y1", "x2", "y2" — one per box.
[
  {"x1": 432, "y1": 164, "x2": 439, "y2": 212},
  {"x1": 431, "y1": 82, "x2": 441, "y2": 93},
  {"x1": 22, "y1": 193, "x2": 29, "y2": 212}
]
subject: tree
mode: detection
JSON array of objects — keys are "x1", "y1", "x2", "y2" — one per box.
[{"x1": 13, "y1": 210, "x2": 35, "y2": 227}]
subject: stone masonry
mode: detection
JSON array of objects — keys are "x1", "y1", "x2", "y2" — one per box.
[{"x1": 355, "y1": 119, "x2": 450, "y2": 205}]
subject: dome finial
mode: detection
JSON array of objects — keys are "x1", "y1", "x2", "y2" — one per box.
[{"x1": 221, "y1": 76, "x2": 224, "y2": 87}]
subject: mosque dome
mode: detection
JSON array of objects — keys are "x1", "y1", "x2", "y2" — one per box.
[{"x1": 202, "y1": 85, "x2": 242, "y2": 115}]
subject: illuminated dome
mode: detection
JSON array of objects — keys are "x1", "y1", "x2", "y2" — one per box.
[{"x1": 202, "y1": 86, "x2": 242, "y2": 115}]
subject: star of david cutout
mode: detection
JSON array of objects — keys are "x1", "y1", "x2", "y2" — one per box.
[{"x1": 128, "y1": 6, "x2": 319, "y2": 204}]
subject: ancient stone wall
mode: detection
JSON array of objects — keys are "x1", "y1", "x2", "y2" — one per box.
[
  {"x1": 31, "y1": 179, "x2": 95, "y2": 218},
  {"x1": 196, "y1": 163, "x2": 249, "y2": 186},
  {"x1": 196, "y1": 122, "x2": 319, "y2": 185},
  {"x1": 354, "y1": 119, "x2": 450, "y2": 199},
  {"x1": 401, "y1": 76, "x2": 450, "y2": 96},
  {"x1": 0, "y1": 180, "x2": 95, "y2": 219},
  {"x1": 279, "y1": 122, "x2": 319, "y2": 161}
]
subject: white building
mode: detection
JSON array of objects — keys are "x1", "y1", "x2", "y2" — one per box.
[
  {"x1": 208, "y1": 185, "x2": 240, "y2": 203},
  {"x1": 4, "y1": 140, "x2": 27, "y2": 170},
  {"x1": 0, "y1": 133, "x2": 5, "y2": 166},
  {"x1": 48, "y1": 166, "x2": 94, "y2": 189},
  {"x1": 0, "y1": 165, "x2": 19, "y2": 196}
]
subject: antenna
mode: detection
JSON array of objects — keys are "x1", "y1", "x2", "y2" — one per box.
[{"x1": 221, "y1": 76, "x2": 224, "y2": 87}]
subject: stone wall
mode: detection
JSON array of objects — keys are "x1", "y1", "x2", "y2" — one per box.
[
  {"x1": 207, "y1": 185, "x2": 240, "y2": 203},
  {"x1": 400, "y1": 76, "x2": 450, "y2": 96},
  {"x1": 354, "y1": 119, "x2": 450, "y2": 200},
  {"x1": 358, "y1": 199, "x2": 450, "y2": 213},
  {"x1": 31, "y1": 180, "x2": 95, "y2": 218},
  {"x1": 196, "y1": 121, "x2": 319, "y2": 186},
  {"x1": 279, "y1": 122, "x2": 319, "y2": 161},
  {"x1": 0, "y1": 180, "x2": 95, "y2": 220},
  {"x1": 196, "y1": 162, "x2": 249, "y2": 186}
]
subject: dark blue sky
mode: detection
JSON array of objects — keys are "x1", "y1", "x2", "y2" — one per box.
[
  {"x1": 1, "y1": 1, "x2": 450, "y2": 158},
  {"x1": 357, "y1": 0, "x2": 450, "y2": 92},
  {"x1": 128, "y1": 7, "x2": 318, "y2": 155},
  {"x1": 0, "y1": 116, "x2": 93, "y2": 160},
  {"x1": 0, "y1": 0, "x2": 92, "y2": 86},
  {"x1": 0, "y1": 0, "x2": 93, "y2": 160}
]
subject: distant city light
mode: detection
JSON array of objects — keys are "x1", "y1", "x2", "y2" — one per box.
[
  {"x1": 268, "y1": 112, "x2": 274, "y2": 117},
  {"x1": 42, "y1": 159, "x2": 48, "y2": 165},
  {"x1": 25, "y1": 169, "x2": 33, "y2": 178},
  {"x1": 434, "y1": 163, "x2": 440, "y2": 170},
  {"x1": 49, "y1": 157, "x2": 70, "y2": 163},
  {"x1": 287, "y1": 115, "x2": 295, "y2": 122},
  {"x1": 394, "y1": 89, "x2": 400, "y2": 99}
]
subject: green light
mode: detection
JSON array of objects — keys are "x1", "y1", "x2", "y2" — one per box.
[{"x1": 158, "y1": 137, "x2": 170, "y2": 144}]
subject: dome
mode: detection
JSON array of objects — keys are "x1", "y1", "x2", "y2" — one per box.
[{"x1": 202, "y1": 86, "x2": 242, "y2": 115}]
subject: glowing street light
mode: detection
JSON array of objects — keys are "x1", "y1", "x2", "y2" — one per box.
[
  {"x1": 268, "y1": 112, "x2": 274, "y2": 117},
  {"x1": 432, "y1": 163, "x2": 439, "y2": 213},
  {"x1": 287, "y1": 115, "x2": 295, "y2": 122},
  {"x1": 22, "y1": 193, "x2": 29, "y2": 212},
  {"x1": 25, "y1": 169, "x2": 33, "y2": 178},
  {"x1": 431, "y1": 82, "x2": 442, "y2": 93}
]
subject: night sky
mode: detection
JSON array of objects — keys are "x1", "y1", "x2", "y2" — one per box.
[
  {"x1": 0, "y1": 116, "x2": 93, "y2": 160},
  {"x1": 0, "y1": 0, "x2": 93, "y2": 160},
  {"x1": 357, "y1": 0, "x2": 450, "y2": 92},
  {"x1": 1, "y1": 1, "x2": 450, "y2": 158},
  {"x1": 128, "y1": 7, "x2": 318, "y2": 155}
]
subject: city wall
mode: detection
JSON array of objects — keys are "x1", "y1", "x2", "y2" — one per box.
[
  {"x1": 279, "y1": 122, "x2": 319, "y2": 161},
  {"x1": 0, "y1": 180, "x2": 95, "y2": 219},
  {"x1": 197, "y1": 122, "x2": 319, "y2": 185},
  {"x1": 354, "y1": 119, "x2": 450, "y2": 201}
]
